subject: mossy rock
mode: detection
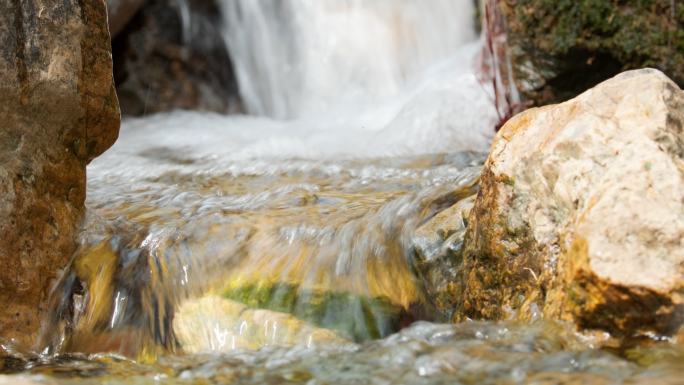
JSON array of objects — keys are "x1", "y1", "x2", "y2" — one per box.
[
  {"x1": 495, "y1": 0, "x2": 684, "y2": 105},
  {"x1": 223, "y1": 283, "x2": 412, "y2": 342}
]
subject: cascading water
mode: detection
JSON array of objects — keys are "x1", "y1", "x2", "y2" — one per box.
[
  {"x1": 216, "y1": 0, "x2": 495, "y2": 154},
  {"x1": 219, "y1": 0, "x2": 476, "y2": 120},
  {"x1": 41, "y1": 0, "x2": 498, "y2": 358}
]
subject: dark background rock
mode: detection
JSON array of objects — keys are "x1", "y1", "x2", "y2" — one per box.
[
  {"x1": 107, "y1": 0, "x2": 145, "y2": 38},
  {"x1": 110, "y1": 0, "x2": 242, "y2": 116},
  {"x1": 489, "y1": 0, "x2": 684, "y2": 107},
  {"x1": 0, "y1": 0, "x2": 119, "y2": 349}
]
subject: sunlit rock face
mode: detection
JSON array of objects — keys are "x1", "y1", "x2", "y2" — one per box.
[
  {"x1": 173, "y1": 295, "x2": 347, "y2": 353},
  {"x1": 0, "y1": 0, "x2": 119, "y2": 349},
  {"x1": 458, "y1": 69, "x2": 684, "y2": 338}
]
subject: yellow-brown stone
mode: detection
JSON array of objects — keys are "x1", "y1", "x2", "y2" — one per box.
[{"x1": 0, "y1": 0, "x2": 119, "y2": 349}]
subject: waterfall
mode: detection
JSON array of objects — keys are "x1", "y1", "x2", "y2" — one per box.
[{"x1": 219, "y1": 0, "x2": 478, "y2": 120}]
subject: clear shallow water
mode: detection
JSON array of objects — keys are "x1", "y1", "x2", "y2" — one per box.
[
  {"x1": 40, "y1": 112, "x2": 486, "y2": 354},
  {"x1": 6, "y1": 321, "x2": 684, "y2": 384}
]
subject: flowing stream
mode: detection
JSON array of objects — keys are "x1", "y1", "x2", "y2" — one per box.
[{"x1": 3, "y1": 1, "x2": 684, "y2": 384}]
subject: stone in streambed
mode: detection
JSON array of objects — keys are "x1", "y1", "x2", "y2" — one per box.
[
  {"x1": 0, "y1": 0, "x2": 119, "y2": 349},
  {"x1": 223, "y1": 282, "x2": 413, "y2": 342},
  {"x1": 412, "y1": 195, "x2": 475, "y2": 320},
  {"x1": 0, "y1": 376, "x2": 55, "y2": 385},
  {"x1": 174, "y1": 295, "x2": 346, "y2": 353},
  {"x1": 457, "y1": 69, "x2": 684, "y2": 338}
]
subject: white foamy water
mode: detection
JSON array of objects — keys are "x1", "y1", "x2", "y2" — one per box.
[
  {"x1": 220, "y1": 0, "x2": 478, "y2": 119},
  {"x1": 95, "y1": 41, "x2": 495, "y2": 182},
  {"x1": 96, "y1": 0, "x2": 496, "y2": 177}
]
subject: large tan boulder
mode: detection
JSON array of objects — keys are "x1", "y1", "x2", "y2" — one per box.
[
  {"x1": 458, "y1": 69, "x2": 684, "y2": 337},
  {"x1": 0, "y1": 1, "x2": 119, "y2": 348}
]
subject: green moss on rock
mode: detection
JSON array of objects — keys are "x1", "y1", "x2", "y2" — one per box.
[
  {"x1": 497, "y1": 0, "x2": 684, "y2": 105},
  {"x1": 223, "y1": 283, "x2": 411, "y2": 342}
]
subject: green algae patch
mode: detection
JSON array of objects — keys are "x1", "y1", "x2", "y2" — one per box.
[{"x1": 223, "y1": 282, "x2": 412, "y2": 342}]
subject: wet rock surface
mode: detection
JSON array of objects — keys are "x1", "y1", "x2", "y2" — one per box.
[
  {"x1": 111, "y1": 0, "x2": 241, "y2": 115},
  {"x1": 489, "y1": 0, "x2": 684, "y2": 106},
  {"x1": 457, "y1": 69, "x2": 684, "y2": 338},
  {"x1": 221, "y1": 283, "x2": 413, "y2": 342},
  {"x1": 0, "y1": 0, "x2": 119, "y2": 349},
  {"x1": 174, "y1": 295, "x2": 347, "y2": 353},
  {"x1": 412, "y1": 193, "x2": 477, "y2": 320}
]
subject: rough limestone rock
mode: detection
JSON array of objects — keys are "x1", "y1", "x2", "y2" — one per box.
[
  {"x1": 0, "y1": 1, "x2": 120, "y2": 348},
  {"x1": 458, "y1": 69, "x2": 684, "y2": 338}
]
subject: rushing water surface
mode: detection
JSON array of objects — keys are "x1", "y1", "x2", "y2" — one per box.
[
  {"x1": 2, "y1": 1, "x2": 684, "y2": 384},
  {"x1": 6, "y1": 321, "x2": 684, "y2": 384}
]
